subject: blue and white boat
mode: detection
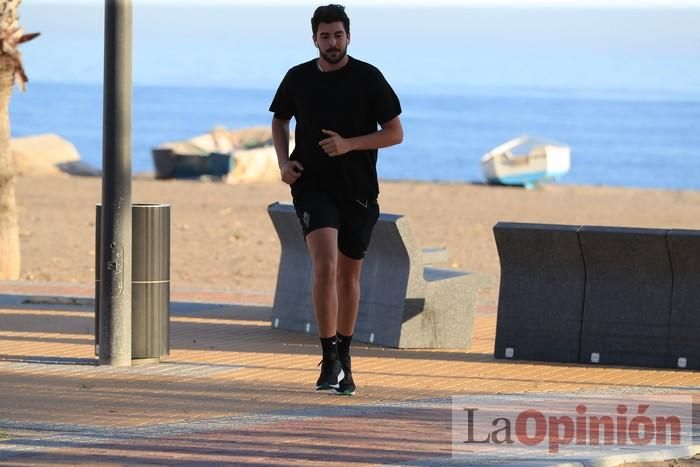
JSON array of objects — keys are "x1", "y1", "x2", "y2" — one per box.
[{"x1": 481, "y1": 136, "x2": 571, "y2": 189}]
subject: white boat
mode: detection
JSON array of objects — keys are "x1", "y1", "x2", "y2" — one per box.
[{"x1": 481, "y1": 136, "x2": 571, "y2": 188}]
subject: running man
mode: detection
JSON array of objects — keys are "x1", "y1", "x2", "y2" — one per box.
[{"x1": 269, "y1": 4, "x2": 403, "y2": 394}]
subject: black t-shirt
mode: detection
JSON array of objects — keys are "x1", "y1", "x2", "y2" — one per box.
[{"x1": 269, "y1": 56, "x2": 401, "y2": 201}]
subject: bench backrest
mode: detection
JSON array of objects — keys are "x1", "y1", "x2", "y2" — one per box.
[
  {"x1": 578, "y1": 226, "x2": 671, "y2": 368},
  {"x1": 666, "y1": 229, "x2": 700, "y2": 368},
  {"x1": 494, "y1": 222, "x2": 585, "y2": 363}
]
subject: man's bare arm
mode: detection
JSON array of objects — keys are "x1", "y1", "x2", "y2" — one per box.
[{"x1": 272, "y1": 117, "x2": 303, "y2": 185}]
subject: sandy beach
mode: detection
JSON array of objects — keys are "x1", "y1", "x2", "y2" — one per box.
[{"x1": 13, "y1": 174, "x2": 700, "y2": 306}]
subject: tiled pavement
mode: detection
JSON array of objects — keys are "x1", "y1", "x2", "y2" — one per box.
[{"x1": 0, "y1": 281, "x2": 698, "y2": 466}]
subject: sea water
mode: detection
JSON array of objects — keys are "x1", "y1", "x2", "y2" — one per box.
[{"x1": 10, "y1": 4, "x2": 700, "y2": 189}]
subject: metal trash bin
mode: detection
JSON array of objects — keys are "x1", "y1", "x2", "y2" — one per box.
[{"x1": 95, "y1": 203, "x2": 171, "y2": 361}]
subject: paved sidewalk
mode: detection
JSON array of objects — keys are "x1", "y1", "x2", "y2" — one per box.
[{"x1": 0, "y1": 281, "x2": 698, "y2": 466}]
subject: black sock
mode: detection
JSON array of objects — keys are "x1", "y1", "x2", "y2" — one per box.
[
  {"x1": 320, "y1": 336, "x2": 338, "y2": 361},
  {"x1": 336, "y1": 332, "x2": 352, "y2": 361}
]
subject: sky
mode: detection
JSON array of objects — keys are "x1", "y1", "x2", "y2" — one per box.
[
  {"x1": 17, "y1": 2, "x2": 700, "y2": 93},
  {"x1": 27, "y1": 0, "x2": 700, "y2": 7}
]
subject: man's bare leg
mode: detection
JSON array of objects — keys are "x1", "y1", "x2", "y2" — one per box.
[
  {"x1": 335, "y1": 252, "x2": 362, "y2": 395},
  {"x1": 306, "y1": 227, "x2": 339, "y2": 338},
  {"x1": 306, "y1": 227, "x2": 344, "y2": 390},
  {"x1": 337, "y1": 252, "x2": 362, "y2": 336}
]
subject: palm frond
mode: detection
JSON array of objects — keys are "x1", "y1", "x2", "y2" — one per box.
[{"x1": 0, "y1": 0, "x2": 39, "y2": 91}]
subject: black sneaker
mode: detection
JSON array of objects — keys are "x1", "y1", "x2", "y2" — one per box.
[
  {"x1": 334, "y1": 356, "x2": 355, "y2": 395},
  {"x1": 316, "y1": 359, "x2": 344, "y2": 391}
]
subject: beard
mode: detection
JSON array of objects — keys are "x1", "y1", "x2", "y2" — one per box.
[{"x1": 319, "y1": 46, "x2": 347, "y2": 64}]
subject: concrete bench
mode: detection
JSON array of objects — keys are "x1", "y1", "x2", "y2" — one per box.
[
  {"x1": 268, "y1": 202, "x2": 478, "y2": 349},
  {"x1": 667, "y1": 229, "x2": 700, "y2": 370},
  {"x1": 578, "y1": 226, "x2": 672, "y2": 368},
  {"x1": 493, "y1": 222, "x2": 585, "y2": 363},
  {"x1": 493, "y1": 221, "x2": 700, "y2": 370}
]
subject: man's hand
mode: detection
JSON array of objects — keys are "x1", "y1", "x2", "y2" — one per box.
[
  {"x1": 319, "y1": 129, "x2": 353, "y2": 157},
  {"x1": 279, "y1": 160, "x2": 304, "y2": 185}
]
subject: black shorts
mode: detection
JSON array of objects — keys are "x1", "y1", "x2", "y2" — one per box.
[{"x1": 293, "y1": 192, "x2": 380, "y2": 260}]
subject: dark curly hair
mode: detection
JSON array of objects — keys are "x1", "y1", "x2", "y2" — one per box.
[{"x1": 311, "y1": 4, "x2": 350, "y2": 36}]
